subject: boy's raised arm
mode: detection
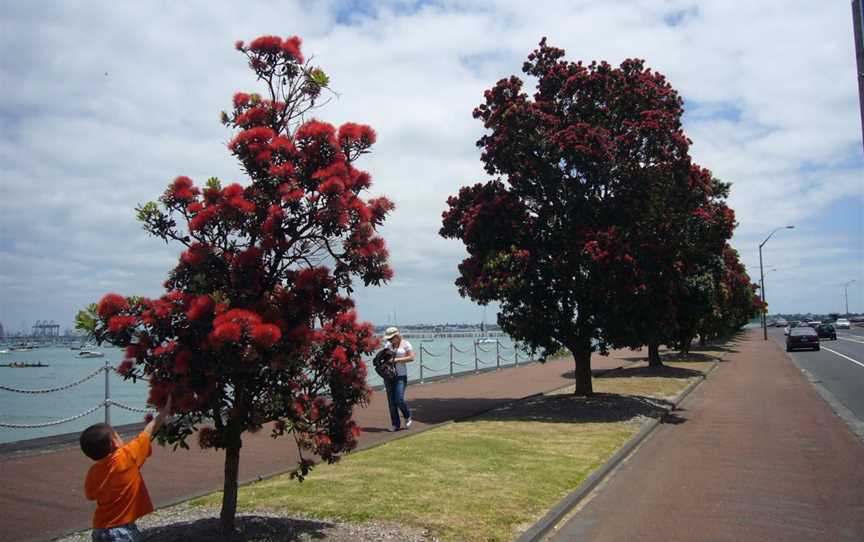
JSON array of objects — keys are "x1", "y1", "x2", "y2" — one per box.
[{"x1": 143, "y1": 396, "x2": 172, "y2": 438}]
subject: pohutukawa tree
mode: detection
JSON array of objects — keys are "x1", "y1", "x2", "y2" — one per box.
[
  {"x1": 440, "y1": 39, "x2": 696, "y2": 395},
  {"x1": 601, "y1": 166, "x2": 737, "y2": 366},
  {"x1": 77, "y1": 35, "x2": 393, "y2": 532}
]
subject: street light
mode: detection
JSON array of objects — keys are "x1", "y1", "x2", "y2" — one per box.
[
  {"x1": 845, "y1": 280, "x2": 857, "y2": 316},
  {"x1": 759, "y1": 226, "x2": 795, "y2": 340}
]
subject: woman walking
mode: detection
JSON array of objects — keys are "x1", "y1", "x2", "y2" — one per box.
[{"x1": 382, "y1": 326, "x2": 413, "y2": 431}]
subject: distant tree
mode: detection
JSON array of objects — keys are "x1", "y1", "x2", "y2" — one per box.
[
  {"x1": 77, "y1": 35, "x2": 392, "y2": 533},
  {"x1": 705, "y1": 245, "x2": 763, "y2": 338},
  {"x1": 440, "y1": 39, "x2": 695, "y2": 395},
  {"x1": 602, "y1": 168, "x2": 736, "y2": 364}
]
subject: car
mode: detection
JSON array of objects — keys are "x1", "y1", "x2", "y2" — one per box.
[
  {"x1": 815, "y1": 324, "x2": 836, "y2": 340},
  {"x1": 786, "y1": 326, "x2": 820, "y2": 351},
  {"x1": 806, "y1": 320, "x2": 822, "y2": 328},
  {"x1": 784, "y1": 321, "x2": 802, "y2": 335},
  {"x1": 834, "y1": 318, "x2": 851, "y2": 329},
  {"x1": 774, "y1": 319, "x2": 789, "y2": 327}
]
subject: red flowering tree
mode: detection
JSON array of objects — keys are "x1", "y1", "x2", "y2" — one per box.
[
  {"x1": 440, "y1": 39, "x2": 695, "y2": 395},
  {"x1": 76, "y1": 35, "x2": 392, "y2": 532},
  {"x1": 694, "y1": 245, "x2": 763, "y2": 342},
  {"x1": 600, "y1": 167, "x2": 737, "y2": 365}
]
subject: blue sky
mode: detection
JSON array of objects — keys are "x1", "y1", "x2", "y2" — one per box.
[{"x1": 0, "y1": 0, "x2": 862, "y2": 334}]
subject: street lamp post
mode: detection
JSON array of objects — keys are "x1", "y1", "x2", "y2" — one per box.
[
  {"x1": 759, "y1": 226, "x2": 795, "y2": 340},
  {"x1": 845, "y1": 280, "x2": 857, "y2": 316}
]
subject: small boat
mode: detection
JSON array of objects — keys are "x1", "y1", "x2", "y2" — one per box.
[
  {"x1": 77, "y1": 350, "x2": 105, "y2": 358},
  {"x1": 475, "y1": 338, "x2": 498, "y2": 344}
]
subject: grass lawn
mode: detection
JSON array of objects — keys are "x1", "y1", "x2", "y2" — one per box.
[{"x1": 191, "y1": 357, "x2": 716, "y2": 541}]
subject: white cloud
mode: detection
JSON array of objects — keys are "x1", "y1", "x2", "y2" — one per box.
[{"x1": 0, "y1": 0, "x2": 862, "y2": 332}]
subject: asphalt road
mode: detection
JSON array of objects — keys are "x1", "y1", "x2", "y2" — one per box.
[{"x1": 769, "y1": 326, "x2": 864, "y2": 426}]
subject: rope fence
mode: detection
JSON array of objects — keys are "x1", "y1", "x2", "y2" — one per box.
[
  {"x1": 0, "y1": 360, "x2": 154, "y2": 431},
  {"x1": 414, "y1": 339, "x2": 535, "y2": 382},
  {"x1": 3, "y1": 339, "x2": 537, "y2": 427}
]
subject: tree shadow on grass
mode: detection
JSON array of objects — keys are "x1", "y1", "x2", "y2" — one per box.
[
  {"x1": 460, "y1": 392, "x2": 677, "y2": 425},
  {"x1": 597, "y1": 365, "x2": 705, "y2": 379},
  {"x1": 141, "y1": 514, "x2": 332, "y2": 542},
  {"x1": 618, "y1": 351, "x2": 724, "y2": 364}
]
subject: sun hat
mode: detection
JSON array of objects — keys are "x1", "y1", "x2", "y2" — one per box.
[{"x1": 383, "y1": 326, "x2": 400, "y2": 340}]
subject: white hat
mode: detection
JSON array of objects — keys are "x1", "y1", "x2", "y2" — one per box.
[{"x1": 383, "y1": 326, "x2": 399, "y2": 340}]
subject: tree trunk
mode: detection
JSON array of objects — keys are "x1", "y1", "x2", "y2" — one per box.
[
  {"x1": 679, "y1": 334, "x2": 692, "y2": 355},
  {"x1": 699, "y1": 334, "x2": 706, "y2": 347},
  {"x1": 648, "y1": 341, "x2": 662, "y2": 367},
  {"x1": 569, "y1": 336, "x2": 594, "y2": 396},
  {"x1": 220, "y1": 430, "x2": 242, "y2": 535}
]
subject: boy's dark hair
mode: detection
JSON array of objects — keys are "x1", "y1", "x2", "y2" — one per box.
[{"x1": 80, "y1": 423, "x2": 115, "y2": 460}]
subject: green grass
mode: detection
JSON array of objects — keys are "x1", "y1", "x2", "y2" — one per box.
[{"x1": 191, "y1": 358, "x2": 713, "y2": 541}]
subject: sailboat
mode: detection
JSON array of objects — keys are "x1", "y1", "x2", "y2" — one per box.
[{"x1": 476, "y1": 306, "x2": 497, "y2": 344}]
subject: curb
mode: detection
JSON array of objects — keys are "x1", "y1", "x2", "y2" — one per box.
[{"x1": 515, "y1": 358, "x2": 720, "y2": 542}]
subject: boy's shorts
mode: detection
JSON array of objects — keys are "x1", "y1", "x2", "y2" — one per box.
[{"x1": 91, "y1": 522, "x2": 141, "y2": 542}]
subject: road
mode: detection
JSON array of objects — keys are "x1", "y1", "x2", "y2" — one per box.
[{"x1": 769, "y1": 326, "x2": 864, "y2": 429}]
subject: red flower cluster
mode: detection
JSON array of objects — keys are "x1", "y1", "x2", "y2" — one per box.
[{"x1": 98, "y1": 293, "x2": 129, "y2": 318}]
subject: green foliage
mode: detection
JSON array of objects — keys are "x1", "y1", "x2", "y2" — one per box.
[{"x1": 74, "y1": 303, "x2": 99, "y2": 335}]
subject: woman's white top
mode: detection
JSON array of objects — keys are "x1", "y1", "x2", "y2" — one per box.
[{"x1": 386, "y1": 339, "x2": 413, "y2": 377}]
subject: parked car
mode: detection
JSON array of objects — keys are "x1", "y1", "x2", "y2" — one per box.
[
  {"x1": 815, "y1": 324, "x2": 836, "y2": 340},
  {"x1": 806, "y1": 320, "x2": 822, "y2": 328},
  {"x1": 786, "y1": 327, "x2": 820, "y2": 351},
  {"x1": 834, "y1": 318, "x2": 851, "y2": 329},
  {"x1": 774, "y1": 318, "x2": 789, "y2": 327}
]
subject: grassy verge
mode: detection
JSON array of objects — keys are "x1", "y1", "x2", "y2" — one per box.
[{"x1": 192, "y1": 357, "x2": 715, "y2": 541}]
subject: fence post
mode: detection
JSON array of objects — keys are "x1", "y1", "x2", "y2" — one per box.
[
  {"x1": 474, "y1": 340, "x2": 478, "y2": 373},
  {"x1": 103, "y1": 359, "x2": 111, "y2": 424},
  {"x1": 515, "y1": 346, "x2": 519, "y2": 367},
  {"x1": 419, "y1": 346, "x2": 424, "y2": 383},
  {"x1": 496, "y1": 340, "x2": 500, "y2": 369},
  {"x1": 449, "y1": 342, "x2": 454, "y2": 378}
]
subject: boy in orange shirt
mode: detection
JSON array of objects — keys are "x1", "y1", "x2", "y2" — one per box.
[{"x1": 79, "y1": 397, "x2": 171, "y2": 542}]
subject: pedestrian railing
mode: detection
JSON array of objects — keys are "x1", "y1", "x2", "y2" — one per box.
[
  {"x1": 0, "y1": 360, "x2": 153, "y2": 430},
  {"x1": 3, "y1": 340, "x2": 536, "y2": 430},
  {"x1": 417, "y1": 340, "x2": 533, "y2": 383}
]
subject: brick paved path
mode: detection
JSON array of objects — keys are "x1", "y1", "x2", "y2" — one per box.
[{"x1": 549, "y1": 329, "x2": 864, "y2": 542}]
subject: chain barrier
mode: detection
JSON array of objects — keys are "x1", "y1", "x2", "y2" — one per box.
[
  {"x1": 420, "y1": 346, "x2": 443, "y2": 357},
  {"x1": 476, "y1": 344, "x2": 491, "y2": 353},
  {"x1": 112, "y1": 400, "x2": 155, "y2": 414},
  {"x1": 450, "y1": 359, "x2": 472, "y2": 367},
  {"x1": 0, "y1": 366, "x2": 105, "y2": 394},
  {"x1": 1, "y1": 360, "x2": 154, "y2": 431},
  {"x1": 420, "y1": 364, "x2": 446, "y2": 373},
  {"x1": 0, "y1": 403, "x2": 104, "y2": 428},
  {"x1": 451, "y1": 344, "x2": 470, "y2": 354}
]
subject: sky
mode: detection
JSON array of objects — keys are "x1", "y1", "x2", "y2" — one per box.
[{"x1": 1, "y1": 0, "x2": 862, "y2": 334}]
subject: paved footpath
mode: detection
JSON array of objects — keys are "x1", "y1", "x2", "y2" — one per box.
[
  {"x1": 549, "y1": 329, "x2": 864, "y2": 542},
  {"x1": 0, "y1": 351, "x2": 634, "y2": 542}
]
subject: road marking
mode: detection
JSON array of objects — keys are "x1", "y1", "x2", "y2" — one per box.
[
  {"x1": 821, "y1": 346, "x2": 864, "y2": 369},
  {"x1": 839, "y1": 336, "x2": 864, "y2": 345}
]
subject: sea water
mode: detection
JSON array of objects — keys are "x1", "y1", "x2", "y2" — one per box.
[{"x1": 0, "y1": 336, "x2": 528, "y2": 444}]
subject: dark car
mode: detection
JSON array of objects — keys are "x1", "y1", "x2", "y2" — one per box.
[
  {"x1": 815, "y1": 324, "x2": 836, "y2": 340},
  {"x1": 786, "y1": 326, "x2": 820, "y2": 352}
]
